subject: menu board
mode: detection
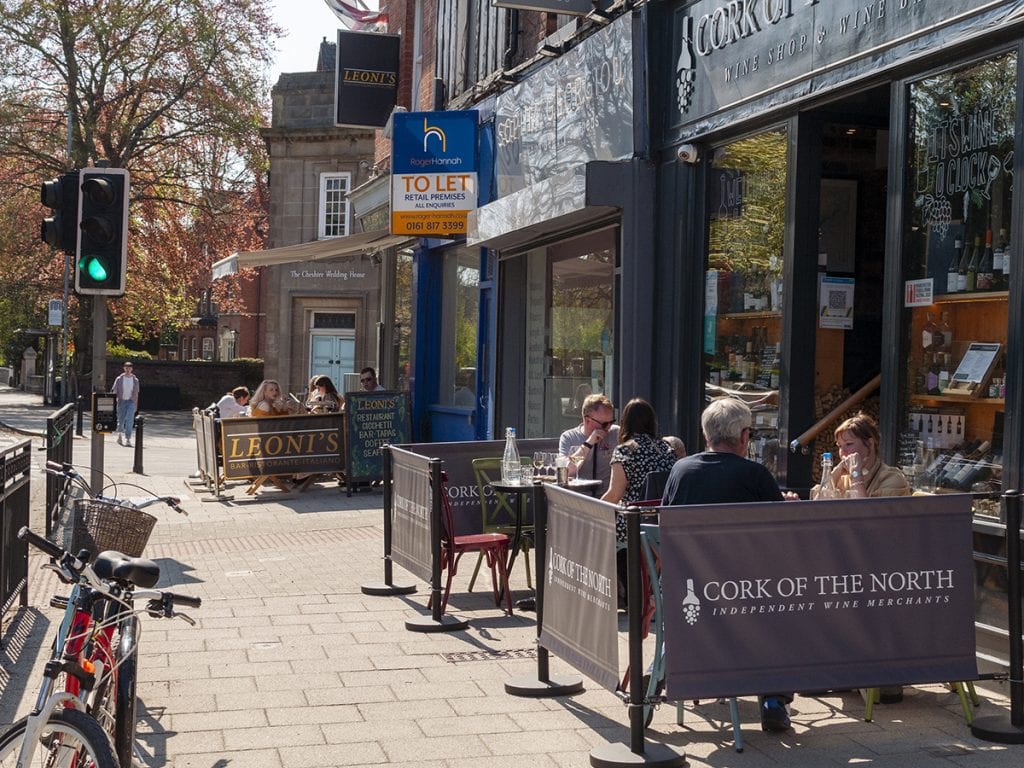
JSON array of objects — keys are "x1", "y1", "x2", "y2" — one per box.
[
  {"x1": 344, "y1": 391, "x2": 411, "y2": 491},
  {"x1": 948, "y1": 342, "x2": 1001, "y2": 396}
]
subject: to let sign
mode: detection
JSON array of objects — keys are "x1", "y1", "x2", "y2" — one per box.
[{"x1": 391, "y1": 111, "x2": 478, "y2": 237}]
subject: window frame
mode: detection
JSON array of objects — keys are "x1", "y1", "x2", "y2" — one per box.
[{"x1": 318, "y1": 172, "x2": 352, "y2": 240}]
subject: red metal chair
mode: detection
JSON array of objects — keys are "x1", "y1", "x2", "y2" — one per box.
[{"x1": 433, "y1": 471, "x2": 514, "y2": 616}]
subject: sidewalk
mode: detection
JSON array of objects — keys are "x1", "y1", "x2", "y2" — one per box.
[{"x1": 1, "y1": 385, "x2": 1022, "y2": 767}]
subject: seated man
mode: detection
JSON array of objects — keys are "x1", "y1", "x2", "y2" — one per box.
[
  {"x1": 662, "y1": 397, "x2": 798, "y2": 732},
  {"x1": 558, "y1": 393, "x2": 619, "y2": 496},
  {"x1": 216, "y1": 386, "x2": 250, "y2": 418}
]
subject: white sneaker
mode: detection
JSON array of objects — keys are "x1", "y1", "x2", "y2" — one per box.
[
  {"x1": 117, "y1": 435, "x2": 124, "y2": 446},
  {"x1": 125, "y1": 440, "x2": 132, "y2": 448}
]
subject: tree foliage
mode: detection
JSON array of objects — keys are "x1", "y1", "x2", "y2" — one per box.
[{"x1": 0, "y1": 0, "x2": 278, "y2": 357}]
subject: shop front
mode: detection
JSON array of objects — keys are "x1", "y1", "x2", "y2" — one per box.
[
  {"x1": 468, "y1": 10, "x2": 654, "y2": 434},
  {"x1": 649, "y1": 0, "x2": 1024, "y2": 672}
]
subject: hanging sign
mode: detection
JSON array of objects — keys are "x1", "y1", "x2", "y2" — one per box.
[
  {"x1": 391, "y1": 111, "x2": 479, "y2": 237},
  {"x1": 335, "y1": 30, "x2": 401, "y2": 128}
]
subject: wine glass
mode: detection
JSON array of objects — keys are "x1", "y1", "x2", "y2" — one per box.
[
  {"x1": 541, "y1": 452, "x2": 554, "y2": 480},
  {"x1": 533, "y1": 451, "x2": 545, "y2": 476}
]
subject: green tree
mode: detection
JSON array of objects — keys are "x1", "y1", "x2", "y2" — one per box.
[{"x1": 0, "y1": 0, "x2": 278, "y2": 383}]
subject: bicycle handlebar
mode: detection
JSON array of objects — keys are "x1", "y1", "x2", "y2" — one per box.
[{"x1": 18, "y1": 525, "x2": 66, "y2": 560}]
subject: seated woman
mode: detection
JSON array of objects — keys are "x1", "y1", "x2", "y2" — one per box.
[
  {"x1": 249, "y1": 379, "x2": 297, "y2": 416},
  {"x1": 831, "y1": 412, "x2": 910, "y2": 498},
  {"x1": 601, "y1": 398, "x2": 678, "y2": 541},
  {"x1": 305, "y1": 375, "x2": 342, "y2": 414}
]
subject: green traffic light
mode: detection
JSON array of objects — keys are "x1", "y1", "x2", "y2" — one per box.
[{"x1": 80, "y1": 256, "x2": 109, "y2": 282}]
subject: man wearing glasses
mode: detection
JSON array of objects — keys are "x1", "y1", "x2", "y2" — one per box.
[
  {"x1": 359, "y1": 367, "x2": 386, "y2": 392},
  {"x1": 558, "y1": 393, "x2": 619, "y2": 494}
]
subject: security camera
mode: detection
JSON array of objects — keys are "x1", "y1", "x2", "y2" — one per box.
[{"x1": 677, "y1": 143, "x2": 699, "y2": 164}]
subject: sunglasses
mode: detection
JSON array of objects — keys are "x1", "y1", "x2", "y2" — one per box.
[
  {"x1": 586, "y1": 414, "x2": 614, "y2": 430},
  {"x1": 360, "y1": 377, "x2": 374, "y2": 383}
]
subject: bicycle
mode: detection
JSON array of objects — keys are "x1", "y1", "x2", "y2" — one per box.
[{"x1": 2, "y1": 526, "x2": 200, "y2": 767}]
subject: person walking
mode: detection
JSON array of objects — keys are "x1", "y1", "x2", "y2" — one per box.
[{"x1": 112, "y1": 361, "x2": 139, "y2": 446}]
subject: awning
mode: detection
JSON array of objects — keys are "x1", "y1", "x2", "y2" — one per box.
[{"x1": 212, "y1": 229, "x2": 412, "y2": 276}]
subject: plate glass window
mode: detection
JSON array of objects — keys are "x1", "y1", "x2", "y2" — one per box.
[{"x1": 319, "y1": 172, "x2": 351, "y2": 239}]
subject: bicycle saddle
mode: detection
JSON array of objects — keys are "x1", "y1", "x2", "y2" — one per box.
[{"x1": 93, "y1": 551, "x2": 161, "y2": 588}]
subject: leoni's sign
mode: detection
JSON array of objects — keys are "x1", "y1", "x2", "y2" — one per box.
[{"x1": 390, "y1": 111, "x2": 479, "y2": 237}]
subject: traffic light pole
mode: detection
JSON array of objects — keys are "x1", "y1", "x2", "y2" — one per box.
[{"x1": 90, "y1": 297, "x2": 107, "y2": 494}]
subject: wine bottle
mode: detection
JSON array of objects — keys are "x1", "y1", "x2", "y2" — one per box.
[
  {"x1": 926, "y1": 353, "x2": 941, "y2": 395},
  {"x1": 938, "y1": 311, "x2": 953, "y2": 351},
  {"x1": 993, "y1": 228, "x2": 1006, "y2": 290},
  {"x1": 1004, "y1": 235, "x2": 1013, "y2": 288},
  {"x1": 950, "y1": 441, "x2": 991, "y2": 490},
  {"x1": 921, "y1": 312, "x2": 939, "y2": 352},
  {"x1": 938, "y1": 353, "x2": 951, "y2": 393},
  {"x1": 976, "y1": 229, "x2": 995, "y2": 290},
  {"x1": 957, "y1": 236, "x2": 973, "y2": 291},
  {"x1": 947, "y1": 237, "x2": 963, "y2": 293},
  {"x1": 965, "y1": 235, "x2": 981, "y2": 291}
]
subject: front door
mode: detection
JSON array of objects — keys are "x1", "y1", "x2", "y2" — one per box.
[{"x1": 310, "y1": 334, "x2": 355, "y2": 387}]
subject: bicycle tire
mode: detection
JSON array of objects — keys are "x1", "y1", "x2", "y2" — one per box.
[
  {"x1": 0, "y1": 708, "x2": 117, "y2": 767},
  {"x1": 113, "y1": 614, "x2": 140, "y2": 768}
]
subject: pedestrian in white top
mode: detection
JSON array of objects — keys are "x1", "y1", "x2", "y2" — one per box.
[{"x1": 111, "y1": 361, "x2": 139, "y2": 446}]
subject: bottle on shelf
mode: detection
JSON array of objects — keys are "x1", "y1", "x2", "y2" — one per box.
[
  {"x1": 976, "y1": 228, "x2": 995, "y2": 290},
  {"x1": 938, "y1": 311, "x2": 953, "y2": 352},
  {"x1": 1004, "y1": 234, "x2": 1012, "y2": 288},
  {"x1": 926, "y1": 353, "x2": 941, "y2": 395},
  {"x1": 965, "y1": 234, "x2": 981, "y2": 291},
  {"x1": 957, "y1": 235, "x2": 974, "y2": 292},
  {"x1": 921, "y1": 312, "x2": 939, "y2": 352},
  {"x1": 949, "y1": 440, "x2": 992, "y2": 490},
  {"x1": 501, "y1": 427, "x2": 521, "y2": 484},
  {"x1": 947, "y1": 237, "x2": 963, "y2": 294},
  {"x1": 993, "y1": 228, "x2": 1007, "y2": 290},
  {"x1": 813, "y1": 452, "x2": 837, "y2": 499},
  {"x1": 938, "y1": 353, "x2": 951, "y2": 393}
]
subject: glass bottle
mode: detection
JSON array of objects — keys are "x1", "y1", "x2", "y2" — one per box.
[
  {"x1": 938, "y1": 311, "x2": 953, "y2": 352},
  {"x1": 965, "y1": 234, "x2": 981, "y2": 291},
  {"x1": 976, "y1": 228, "x2": 995, "y2": 290},
  {"x1": 1004, "y1": 234, "x2": 1013, "y2": 288},
  {"x1": 814, "y1": 452, "x2": 837, "y2": 499},
  {"x1": 921, "y1": 312, "x2": 939, "y2": 352},
  {"x1": 938, "y1": 353, "x2": 951, "y2": 393},
  {"x1": 957, "y1": 235, "x2": 973, "y2": 292},
  {"x1": 993, "y1": 228, "x2": 1007, "y2": 290},
  {"x1": 926, "y1": 353, "x2": 941, "y2": 395},
  {"x1": 947, "y1": 237, "x2": 962, "y2": 294},
  {"x1": 501, "y1": 427, "x2": 520, "y2": 484}
]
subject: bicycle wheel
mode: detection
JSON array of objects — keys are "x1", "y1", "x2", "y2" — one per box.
[
  {"x1": 0, "y1": 708, "x2": 117, "y2": 767},
  {"x1": 113, "y1": 614, "x2": 140, "y2": 768}
]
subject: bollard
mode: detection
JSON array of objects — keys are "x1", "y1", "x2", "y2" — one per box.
[
  {"x1": 75, "y1": 394, "x2": 84, "y2": 436},
  {"x1": 132, "y1": 414, "x2": 144, "y2": 474}
]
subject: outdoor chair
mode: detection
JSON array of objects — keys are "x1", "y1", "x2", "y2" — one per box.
[
  {"x1": 429, "y1": 471, "x2": 513, "y2": 616},
  {"x1": 469, "y1": 457, "x2": 533, "y2": 592}
]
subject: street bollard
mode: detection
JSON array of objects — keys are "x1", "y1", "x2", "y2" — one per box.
[{"x1": 132, "y1": 414, "x2": 144, "y2": 474}]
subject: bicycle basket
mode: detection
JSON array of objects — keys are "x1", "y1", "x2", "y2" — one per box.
[{"x1": 70, "y1": 499, "x2": 157, "y2": 558}]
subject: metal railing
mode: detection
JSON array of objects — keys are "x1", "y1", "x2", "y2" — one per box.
[
  {"x1": 45, "y1": 402, "x2": 76, "y2": 537},
  {"x1": 0, "y1": 439, "x2": 31, "y2": 646}
]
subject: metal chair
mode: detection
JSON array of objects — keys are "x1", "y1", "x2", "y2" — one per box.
[
  {"x1": 430, "y1": 471, "x2": 513, "y2": 615},
  {"x1": 468, "y1": 457, "x2": 533, "y2": 592}
]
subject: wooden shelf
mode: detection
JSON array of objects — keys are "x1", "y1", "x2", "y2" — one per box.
[
  {"x1": 717, "y1": 310, "x2": 782, "y2": 320},
  {"x1": 932, "y1": 290, "x2": 1009, "y2": 305},
  {"x1": 910, "y1": 394, "x2": 1005, "y2": 406}
]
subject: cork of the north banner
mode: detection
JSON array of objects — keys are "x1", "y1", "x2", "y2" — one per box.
[
  {"x1": 220, "y1": 414, "x2": 344, "y2": 480},
  {"x1": 335, "y1": 29, "x2": 400, "y2": 128},
  {"x1": 659, "y1": 494, "x2": 977, "y2": 700},
  {"x1": 539, "y1": 484, "x2": 620, "y2": 692}
]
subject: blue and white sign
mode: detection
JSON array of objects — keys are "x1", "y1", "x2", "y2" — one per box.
[{"x1": 391, "y1": 111, "x2": 479, "y2": 237}]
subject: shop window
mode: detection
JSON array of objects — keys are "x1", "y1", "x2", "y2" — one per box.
[
  {"x1": 318, "y1": 172, "x2": 351, "y2": 239},
  {"x1": 523, "y1": 228, "x2": 616, "y2": 438},
  {"x1": 439, "y1": 247, "x2": 480, "y2": 407},
  {"x1": 190, "y1": 337, "x2": 198, "y2": 360},
  {"x1": 704, "y1": 128, "x2": 788, "y2": 476},
  {"x1": 901, "y1": 51, "x2": 1015, "y2": 517}
]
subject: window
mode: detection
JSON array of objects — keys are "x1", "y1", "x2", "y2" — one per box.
[
  {"x1": 439, "y1": 247, "x2": 480, "y2": 407},
  {"x1": 190, "y1": 338, "x2": 198, "y2": 360},
  {"x1": 202, "y1": 337, "x2": 214, "y2": 361},
  {"x1": 435, "y1": 0, "x2": 506, "y2": 101},
  {"x1": 319, "y1": 172, "x2": 351, "y2": 239},
  {"x1": 704, "y1": 128, "x2": 789, "y2": 476}
]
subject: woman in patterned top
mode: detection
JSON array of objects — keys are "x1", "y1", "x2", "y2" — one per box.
[{"x1": 602, "y1": 398, "x2": 678, "y2": 541}]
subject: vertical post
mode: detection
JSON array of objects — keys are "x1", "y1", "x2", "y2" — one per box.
[
  {"x1": 383, "y1": 445, "x2": 395, "y2": 585},
  {"x1": 626, "y1": 507, "x2": 645, "y2": 755},
  {"x1": 132, "y1": 415, "x2": 144, "y2": 474},
  {"x1": 429, "y1": 460, "x2": 444, "y2": 623},
  {"x1": 90, "y1": 298, "x2": 107, "y2": 494},
  {"x1": 1006, "y1": 491, "x2": 1023, "y2": 726}
]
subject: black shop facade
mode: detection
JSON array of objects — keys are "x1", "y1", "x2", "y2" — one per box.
[{"x1": 644, "y1": 0, "x2": 1024, "y2": 674}]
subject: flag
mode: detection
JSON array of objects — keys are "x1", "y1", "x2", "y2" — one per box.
[{"x1": 324, "y1": 0, "x2": 389, "y2": 27}]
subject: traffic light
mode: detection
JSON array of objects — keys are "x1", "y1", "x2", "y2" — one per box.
[
  {"x1": 40, "y1": 170, "x2": 80, "y2": 253},
  {"x1": 75, "y1": 167, "x2": 130, "y2": 296}
]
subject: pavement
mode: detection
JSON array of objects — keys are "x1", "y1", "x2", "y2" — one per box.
[{"x1": 1, "y1": 384, "x2": 1023, "y2": 767}]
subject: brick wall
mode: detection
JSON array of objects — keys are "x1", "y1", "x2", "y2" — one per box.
[{"x1": 102, "y1": 359, "x2": 265, "y2": 411}]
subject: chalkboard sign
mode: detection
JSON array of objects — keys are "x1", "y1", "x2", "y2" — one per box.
[{"x1": 344, "y1": 390, "x2": 411, "y2": 494}]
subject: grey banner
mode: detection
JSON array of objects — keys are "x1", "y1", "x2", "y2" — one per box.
[
  {"x1": 390, "y1": 447, "x2": 434, "y2": 583},
  {"x1": 395, "y1": 438, "x2": 558, "y2": 535},
  {"x1": 539, "y1": 485, "x2": 620, "y2": 692},
  {"x1": 659, "y1": 495, "x2": 977, "y2": 699},
  {"x1": 220, "y1": 414, "x2": 343, "y2": 479}
]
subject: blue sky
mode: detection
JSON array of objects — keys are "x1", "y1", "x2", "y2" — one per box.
[{"x1": 269, "y1": 0, "x2": 351, "y2": 82}]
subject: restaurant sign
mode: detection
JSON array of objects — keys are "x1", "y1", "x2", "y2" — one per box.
[
  {"x1": 659, "y1": 494, "x2": 976, "y2": 698},
  {"x1": 494, "y1": 11, "x2": 633, "y2": 197},
  {"x1": 671, "y1": 0, "x2": 999, "y2": 126},
  {"x1": 344, "y1": 391, "x2": 411, "y2": 485},
  {"x1": 335, "y1": 29, "x2": 401, "y2": 128},
  {"x1": 220, "y1": 414, "x2": 344, "y2": 480},
  {"x1": 391, "y1": 111, "x2": 479, "y2": 237}
]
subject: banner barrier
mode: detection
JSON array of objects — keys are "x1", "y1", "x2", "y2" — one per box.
[
  {"x1": 389, "y1": 446, "x2": 435, "y2": 585},
  {"x1": 539, "y1": 484, "x2": 620, "y2": 693},
  {"x1": 659, "y1": 495, "x2": 977, "y2": 699},
  {"x1": 220, "y1": 413, "x2": 344, "y2": 479}
]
